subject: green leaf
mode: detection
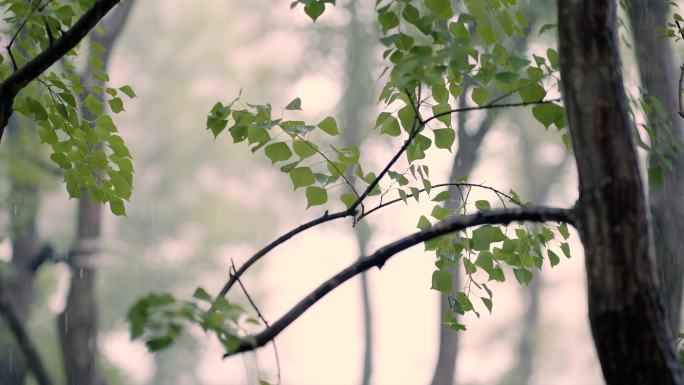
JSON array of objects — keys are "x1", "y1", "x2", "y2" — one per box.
[
  {"x1": 378, "y1": 11, "x2": 399, "y2": 33},
  {"x1": 548, "y1": 249, "x2": 560, "y2": 267},
  {"x1": 431, "y1": 270, "x2": 453, "y2": 292},
  {"x1": 518, "y1": 82, "x2": 546, "y2": 102},
  {"x1": 289, "y1": 167, "x2": 316, "y2": 189},
  {"x1": 481, "y1": 297, "x2": 493, "y2": 313},
  {"x1": 340, "y1": 193, "x2": 356, "y2": 209},
  {"x1": 471, "y1": 225, "x2": 505, "y2": 251},
  {"x1": 379, "y1": 115, "x2": 401, "y2": 136},
  {"x1": 84, "y1": 94, "x2": 103, "y2": 116},
  {"x1": 109, "y1": 97, "x2": 125, "y2": 113},
  {"x1": 433, "y1": 128, "x2": 455, "y2": 150},
  {"x1": 649, "y1": 166, "x2": 664, "y2": 188},
  {"x1": 264, "y1": 142, "x2": 292, "y2": 164},
  {"x1": 193, "y1": 287, "x2": 212, "y2": 301},
  {"x1": 119, "y1": 85, "x2": 136, "y2": 98},
  {"x1": 471, "y1": 88, "x2": 489, "y2": 106},
  {"x1": 432, "y1": 191, "x2": 451, "y2": 202},
  {"x1": 558, "y1": 223, "x2": 570, "y2": 240},
  {"x1": 293, "y1": 140, "x2": 318, "y2": 159},
  {"x1": 304, "y1": 2, "x2": 325, "y2": 21},
  {"x1": 475, "y1": 200, "x2": 491, "y2": 211},
  {"x1": 476, "y1": 24, "x2": 498, "y2": 44},
  {"x1": 560, "y1": 242, "x2": 571, "y2": 258},
  {"x1": 26, "y1": 97, "x2": 48, "y2": 120},
  {"x1": 110, "y1": 198, "x2": 126, "y2": 216},
  {"x1": 532, "y1": 103, "x2": 564, "y2": 129},
  {"x1": 305, "y1": 186, "x2": 328, "y2": 207},
  {"x1": 285, "y1": 97, "x2": 302, "y2": 110},
  {"x1": 426, "y1": 0, "x2": 453, "y2": 19},
  {"x1": 317, "y1": 116, "x2": 339, "y2": 136}
]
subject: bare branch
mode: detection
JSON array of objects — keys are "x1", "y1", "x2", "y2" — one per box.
[
  {"x1": 223, "y1": 205, "x2": 575, "y2": 357},
  {"x1": 0, "y1": 279, "x2": 55, "y2": 385},
  {"x1": 216, "y1": 210, "x2": 354, "y2": 297},
  {"x1": 0, "y1": 0, "x2": 122, "y2": 140}
]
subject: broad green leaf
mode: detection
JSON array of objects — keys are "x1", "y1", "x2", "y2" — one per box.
[
  {"x1": 476, "y1": 24, "x2": 498, "y2": 44},
  {"x1": 475, "y1": 200, "x2": 490, "y2": 211},
  {"x1": 109, "y1": 97, "x2": 124, "y2": 113},
  {"x1": 379, "y1": 115, "x2": 401, "y2": 136},
  {"x1": 560, "y1": 242, "x2": 571, "y2": 258},
  {"x1": 305, "y1": 186, "x2": 328, "y2": 207},
  {"x1": 285, "y1": 97, "x2": 302, "y2": 110},
  {"x1": 119, "y1": 85, "x2": 136, "y2": 98},
  {"x1": 289, "y1": 167, "x2": 315, "y2": 189},
  {"x1": 481, "y1": 297, "x2": 493, "y2": 313},
  {"x1": 378, "y1": 11, "x2": 399, "y2": 33},
  {"x1": 264, "y1": 142, "x2": 292, "y2": 164},
  {"x1": 433, "y1": 128, "x2": 455, "y2": 150},
  {"x1": 293, "y1": 140, "x2": 318, "y2": 159},
  {"x1": 426, "y1": 0, "x2": 453, "y2": 19},
  {"x1": 471, "y1": 225, "x2": 505, "y2": 251},
  {"x1": 432, "y1": 191, "x2": 451, "y2": 202},
  {"x1": 340, "y1": 193, "x2": 356, "y2": 209},
  {"x1": 317, "y1": 116, "x2": 339, "y2": 136},
  {"x1": 518, "y1": 82, "x2": 546, "y2": 102},
  {"x1": 548, "y1": 249, "x2": 560, "y2": 267},
  {"x1": 431, "y1": 270, "x2": 453, "y2": 292},
  {"x1": 110, "y1": 198, "x2": 126, "y2": 216},
  {"x1": 471, "y1": 88, "x2": 489, "y2": 106},
  {"x1": 532, "y1": 103, "x2": 564, "y2": 129},
  {"x1": 193, "y1": 287, "x2": 212, "y2": 301},
  {"x1": 304, "y1": 2, "x2": 325, "y2": 21}
]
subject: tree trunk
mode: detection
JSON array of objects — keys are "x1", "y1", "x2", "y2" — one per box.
[
  {"x1": 558, "y1": 0, "x2": 682, "y2": 383},
  {"x1": 57, "y1": 3, "x2": 134, "y2": 384},
  {"x1": 340, "y1": 0, "x2": 375, "y2": 383},
  {"x1": 430, "y1": 93, "x2": 495, "y2": 385},
  {"x1": 628, "y1": 0, "x2": 684, "y2": 333},
  {"x1": 0, "y1": 117, "x2": 40, "y2": 385}
]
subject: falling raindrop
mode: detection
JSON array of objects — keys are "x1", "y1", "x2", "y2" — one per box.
[
  {"x1": 79, "y1": 268, "x2": 83, "y2": 278},
  {"x1": 64, "y1": 313, "x2": 69, "y2": 334}
]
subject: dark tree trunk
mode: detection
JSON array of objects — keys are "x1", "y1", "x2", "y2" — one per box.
[
  {"x1": 57, "y1": 3, "x2": 134, "y2": 384},
  {"x1": 628, "y1": 0, "x2": 684, "y2": 333},
  {"x1": 558, "y1": 0, "x2": 682, "y2": 383}
]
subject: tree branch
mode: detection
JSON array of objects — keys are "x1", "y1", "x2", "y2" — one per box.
[
  {"x1": 422, "y1": 98, "x2": 562, "y2": 127},
  {"x1": 223, "y1": 205, "x2": 575, "y2": 357},
  {"x1": 217, "y1": 97, "x2": 562, "y2": 301},
  {"x1": 359, "y1": 182, "x2": 523, "y2": 220},
  {"x1": 0, "y1": 280, "x2": 55, "y2": 385},
  {"x1": 0, "y1": 0, "x2": 121, "y2": 141}
]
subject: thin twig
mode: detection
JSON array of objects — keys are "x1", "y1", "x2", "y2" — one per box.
[
  {"x1": 230, "y1": 260, "x2": 281, "y2": 385},
  {"x1": 423, "y1": 98, "x2": 562, "y2": 127},
  {"x1": 223, "y1": 205, "x2": 575, "y2": 357},
  {"x1": 358, "y1": 182, "x2": 523, "y2": 220},
  {"x1": 217, "y1": 95, "x2": 557, "y2": 299}
]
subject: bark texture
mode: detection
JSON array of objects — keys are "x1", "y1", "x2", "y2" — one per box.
[
  {"x1": 559, "y1": 0, "x2": 682, "y2": 383},
  {"x1": 57, "y1": 3, "x2": 134, "y2": 384},
  {"x1": 628, "y1": 0, "x2": 684, "y2": 332}
]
